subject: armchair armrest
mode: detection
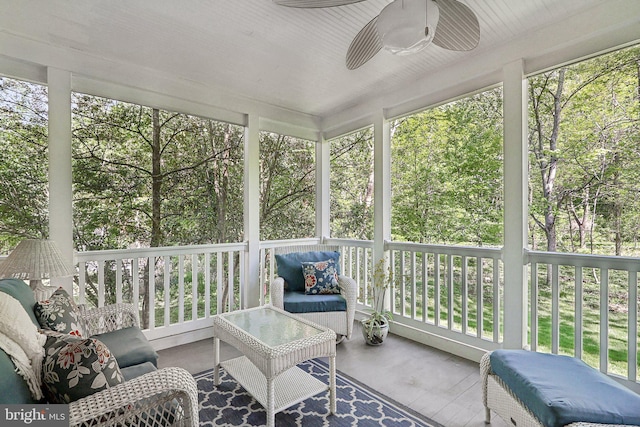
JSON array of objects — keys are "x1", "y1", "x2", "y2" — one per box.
[
  {"x1": 337, "y1": 275, "x2": 357, "y2": 339},
  {"x1": 78, "y1": 303, "x2": 139, "y2": 336},
  {"x1": 69, "y1": 367, "x2": 198, "y2": 427},
  {"x1": 269, "y1": 277, "x2": 285, "y2": 309}
]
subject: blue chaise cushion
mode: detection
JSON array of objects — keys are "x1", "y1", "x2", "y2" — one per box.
[
  {"x1": 275, "y1": 251, "x2": 341, "y2": 292},
  {"x1": 283, "y1": 291, "x2": 347, "y2": 313},
  {"x1": 490, "y1": 349, "x2": 640, "y2": 427}
]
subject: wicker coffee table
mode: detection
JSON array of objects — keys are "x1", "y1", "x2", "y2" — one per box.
[{"x1": 212, "y1": 305, "x2": 337, "y2": 427}]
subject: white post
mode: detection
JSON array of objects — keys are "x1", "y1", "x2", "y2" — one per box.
[
  {"x1": 47, "y1": 67, "x2": 73, "y2": 293},
  {"x1": 316, "y1": 132, "x2": 331, "y2": 239},
  {"x1": 373, "y1": 113, "x2": 391, "y2": 302},
  {"x1": 243, "y1": 113, "x2": 261, "y2": 308},
  {"x1": 502, "y1": 59, "x2": 528, "y2": 349}
]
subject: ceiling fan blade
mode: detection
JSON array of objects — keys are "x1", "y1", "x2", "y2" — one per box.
[
  {"x1": 346, "y1": 16, "x2": 382, "y2": 70},
  {"x1": 432, "y1": 0, "x2": 480, "y2": 51},
  {"x1": 274, "y1": 0, "x2": 366, "y2": 7}
]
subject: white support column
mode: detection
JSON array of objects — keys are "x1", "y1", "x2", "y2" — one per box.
[
  {"x1": 502, "y1": 59, "x2": 528, "y2": 349},
  {"x1": 316, "y1": 133, "x2": 331, "y2": 239},
  {"x1": 373, "y1": 113, "x2": 391, "y2": 267},
  {"x1": 47, "y1": 68, "x2": 73, "y2": 292},
  {"x1": 243, "y1": 114, "x2": 261, "y2": 308}
]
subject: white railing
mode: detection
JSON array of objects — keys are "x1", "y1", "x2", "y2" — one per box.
[
  {"x1": 69, "y1": 239, "x2": 640, "y2": 389},
  {"x1": 75, "y1": 242, "x2": 246, "y2": 346},
  {"x1": 385, "y1": 241, "x2": 503, "y2": 353},
  {"x1": 527, "y1": 249, "x2": 639, "y2": 386}
]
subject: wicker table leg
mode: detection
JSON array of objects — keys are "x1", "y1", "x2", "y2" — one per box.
[
  {"x1": 267, "y1": 377, "x2": 275, "y2": 427},
  {"x1": 213, "y1": 337, "x2": 220, "y2": 386},
  {"x1": 329, "y1": 355, "x2": 336, "y2": 414}
]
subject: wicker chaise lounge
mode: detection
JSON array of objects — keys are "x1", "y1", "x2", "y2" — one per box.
[{"x1": 481, "y1": 350, "x2": 640, "y2": 427}]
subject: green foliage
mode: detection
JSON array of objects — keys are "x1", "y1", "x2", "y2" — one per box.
[
  {"x1": 330, "y1": 128, "x2": 375, "y2": 239},
  {"x1": 259, "y1": 132, "x2": 315, "y2": 240},
  {"x1": 391, "y1": 87, "x2": 504, "y2": 245},
  {"x1": 0, "y1": 78, "x2": 49, "y2": 250}
]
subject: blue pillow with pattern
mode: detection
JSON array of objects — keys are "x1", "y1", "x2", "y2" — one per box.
[{"x1": 302, "y1": 259, "x2": 341, "y2": 295}]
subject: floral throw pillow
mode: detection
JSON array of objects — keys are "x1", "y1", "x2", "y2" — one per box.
[
  {"x1": 302, "y1": 259, "x2": 341, "y2": 295},
  {"x1": 34, "y1": 287, "x2": 86, "y2": 337},
  {"x1": 42, "y1": 333, "x2": 123, "y2": 403}
]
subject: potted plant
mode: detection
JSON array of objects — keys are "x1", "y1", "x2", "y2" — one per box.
[{"x1": 361, "y1": 258, "x2": 394, "y2": 345}]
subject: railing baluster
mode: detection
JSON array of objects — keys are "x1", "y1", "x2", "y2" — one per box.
[
  {"x1": 400, "y1": 250, "x2": 406, "y2": 317},
  {"x1": 476, "y1": 256, "x2": 482, "y2": 339},
  {"x1": 178, "y1": 255, "x2": 185, "y2": 323},
  {"x1": 574, "y1": 266, "x2": 583, "y2": 359},
  {"x1": 192, "y1": 253, "x2": 198, "y2": 321},
  {"x1": 116, "y1": 258, "x2": 123, "y2": 304},
  {"x1": 551, "y1": 263, "x2": 560, "y2": 354},
  {"x1": 447, "y1": 254, "x2": 454, "y2": 331},
  {"x1": 410, "y1": 251, "x2": 416, "y2": 320},
  {"x1": 434, "y1": 253, "x2": 441, "y2": 327},
  {"x1": 600, "y1": 268, "x2": 609, "y2": 373},
  {"x1": 462, "y1": 255, "x2": 468, "y2": 335},
  {"x1": 164, "y1": 256, "x2": 171, "y2": 326},
  {"x1": 132, "y1": 258, "x2": 139, "y2": 318},
  {"x1": 530, "y1": 261, "x2": 538, "y2": 351},
  {"x1": 628, "y1": 270, "x2": 638, "y2": 382},
  {"x1": 205, "y1": 252, "x2": 211, "y2": 315},
  {"x1": 389, "y1": 250, "x2": 396, "y2": 313},
  {"x1": 228, "y1": 251, "x2": 235, "y2": 311},
  {"x1": 78, "y1": 261, "x2": 86, "y2": 305},
  {"x1": 98, "y1": 260, "x2": 105, "y2": 308},
  {"x1": 421, "y1": 252, "x2": 428, "y2": 323},
  {"x1": 216, "y1": 252, "x2": 223, "y2": 314},
  {"x1": 492, "y1": 258, "x2": 500, "y2": 343},
  {"x1": 148, "y1": 256, "x2": 155, "y2": 331}
]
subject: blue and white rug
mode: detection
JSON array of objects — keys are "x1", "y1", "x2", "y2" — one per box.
[{"x1": 196, "y1": 358, "x2": 442, "y2": 426}]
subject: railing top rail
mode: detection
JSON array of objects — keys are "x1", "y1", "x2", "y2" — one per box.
[
  {"x1": 75, "y1": 241, "x2": 248, "y2": 262},
  {"x1": 259, "y1": 237, "x2": 322, "y2": 250},
  {"x1": 385, "y1": 240, "x2": 502, "y2": 259},
  {"x1": 323, "y1": 238, "x2": 374, "y2": 249},
  {"x1": 527, "y1": 249, "x2": 640, "y2": 271}
]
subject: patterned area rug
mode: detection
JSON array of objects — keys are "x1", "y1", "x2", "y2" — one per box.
[{"x1": 196, "y1": 358, "x2": 442, "y2": 426}]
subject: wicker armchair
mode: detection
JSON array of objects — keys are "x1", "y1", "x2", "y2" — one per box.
[
  {"x1": 67, "y1": 302, "x2": 199, "y2": 427},
  {"x1": 269, "y1": 245, "x2": 357, "y2": 341}
]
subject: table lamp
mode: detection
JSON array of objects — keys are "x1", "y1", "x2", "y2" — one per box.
[{"x1": 0, "y1": 239, "x2": 74, "y2": 292}]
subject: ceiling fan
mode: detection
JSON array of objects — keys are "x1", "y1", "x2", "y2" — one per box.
[{"x1": 273, "y1": 0, "x2": 480, "y2": 70}]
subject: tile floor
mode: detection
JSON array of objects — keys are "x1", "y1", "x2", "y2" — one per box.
[{"x1": 158, "y1": 323, "x2": 509, "y2": 427}]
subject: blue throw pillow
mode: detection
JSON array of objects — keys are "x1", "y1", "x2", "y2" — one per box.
[
  {"x1": 275, "y1": 251, "x2": 340, "y2": 292},
  {"x1": 302, "y1": 259, "x2": 341, "y2": 295}
]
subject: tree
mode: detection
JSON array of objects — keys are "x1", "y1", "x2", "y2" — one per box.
[{"x1": 0, "y1": 78, "x2": 49, "y2": 251}]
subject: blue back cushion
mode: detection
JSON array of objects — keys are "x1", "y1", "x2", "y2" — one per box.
[
  {"x1": 275, "y1": 251, "x2": 340, "y2": 292},
  {"x1": 0, "y1": 279, "x2": 40, "y2": 404},
  {"x1": 490, "y1": 350, "x2": 640, "y2": 427},
  {"x1": 283, "y1": 291, "x2": 347, "y2": 313}
]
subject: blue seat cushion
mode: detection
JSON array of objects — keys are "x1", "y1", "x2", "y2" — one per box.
[
  {"x1": 490, "y1": 350, "x2": 640, "y2": 427},
  {"x1": 93, "y1": 326, "x2": 159, "y2": 369},
  {"x1": 0, "y1": 278, "x2": 39, "y2": 327},
  {"x1": 283, "y1": 291, "x2": 347, "y2": 313},
  {"x1": 276, "y1": 251, "x2": 340, "y2": 292}
]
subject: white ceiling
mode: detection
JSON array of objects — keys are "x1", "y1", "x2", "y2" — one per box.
[{"x1": 1, "y1": 0, "x2": 639, "y2": 135}]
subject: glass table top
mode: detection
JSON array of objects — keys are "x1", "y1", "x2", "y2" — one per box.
[{"x1": 221, "y1": 307, "x2": 324, "y2": 347}]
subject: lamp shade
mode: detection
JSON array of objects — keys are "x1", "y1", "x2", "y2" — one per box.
[
  {"x1": 0, "y1": 239, "x2": 74, "y2": 280},
  {"x1": 377, "y1": 0, "x2": 439, "y2": 56}
]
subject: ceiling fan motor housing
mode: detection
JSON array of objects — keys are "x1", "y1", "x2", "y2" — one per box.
[{"x1": 376, "y1": 0, "x2": 440, "y2": 55}]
